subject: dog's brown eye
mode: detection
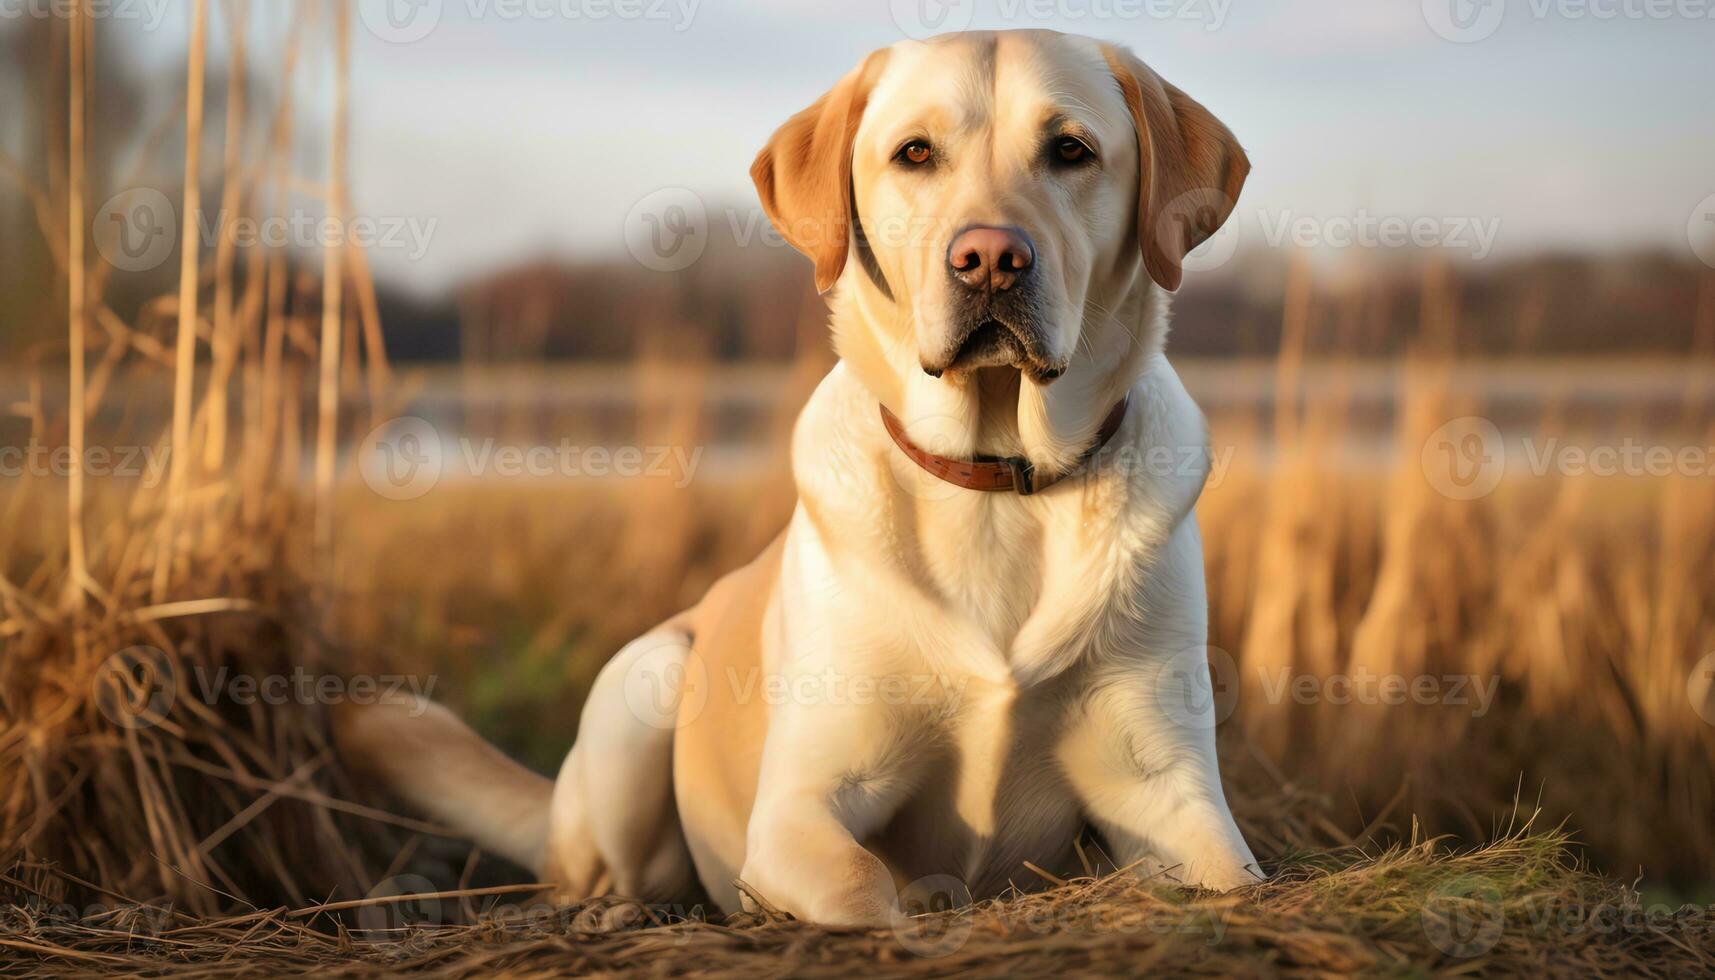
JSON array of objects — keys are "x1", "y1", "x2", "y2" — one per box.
[
  {"x1": 897, "y1": 140, "x2": 932, "y2": 166},
  {"x1": 1053, "y1": 137, "x2": 1091, "y2": 164}
]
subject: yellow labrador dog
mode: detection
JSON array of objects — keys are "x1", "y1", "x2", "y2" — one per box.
[{"x1": 338, "y1": 28, "x2": 1262, "y2": 928}]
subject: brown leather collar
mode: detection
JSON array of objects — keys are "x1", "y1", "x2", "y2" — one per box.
[{"x1": 879, "y1": 396, "x2": 1130, "y2": 496}]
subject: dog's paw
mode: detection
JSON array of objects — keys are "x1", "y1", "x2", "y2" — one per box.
[
  {"x1": 1132, "y1": 851, "x2": 1266, "y2": 893},
  {"x1": 1192, "y1": 861, "x2": 1267, "y2": 892},
  {"x1": 738, "y1": 844, "x2": 897, "y2": 928}
]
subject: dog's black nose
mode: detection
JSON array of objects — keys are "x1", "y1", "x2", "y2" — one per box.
[{"x1": 948, "y1": 225, "x2": 1034, "y2": 292}]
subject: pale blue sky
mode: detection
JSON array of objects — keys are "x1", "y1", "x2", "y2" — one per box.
[{"x1": 27, "y1": 0, "x2": 1715, "y2": 292}]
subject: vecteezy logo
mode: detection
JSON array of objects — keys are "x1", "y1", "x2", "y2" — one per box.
[
  {"x1": 1688, "y1": 193, "x2": 1715, "y2": 270},
  {"x1": 93, "y1": 188, "x2": 175, "y2": 273},
  {"x1": 357, "y1": 0, "x2": 443, "y2": 43},
  {"x1": 1421, "y1": 416, "x2": 1506, "y2": 501},
  {"x1": 1168, "y1": 190, "x2": 1242, "y2": 275},
  {"x1": 358, "y1": 416, "x2": 443, "y2": 501},
  {"x1": 623, "y1": 188, "x2": 708, "y2": 272},
  {"x1": 891, "y1": 874, "x2": 974, "y2": 957},
  {"x1": 1421, "y1": 875, "x2": 1504, "y2": 957},
  {"x1": 1154, "y1": 645, "x2": 1240, "y2": 730},
  {"x1": 889, "y1": 0, "x2": 976, "y2": 40},
  {"x1": 619, "y1": 634, "x2": 707, "y2": 730},
  {"x1": 93, "y1": 646, "x2": 177, "y2": 730},
  {"x1": 356, "y1": 874, "x2": 443, "y2": 945},
  {"x1": 1422, "y1": 0, "x2": 1505, "y2": 42}
]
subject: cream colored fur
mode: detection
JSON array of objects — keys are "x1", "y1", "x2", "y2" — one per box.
[{"x1": 336, "y1": 29, "x2": 1262, "y2": 929}]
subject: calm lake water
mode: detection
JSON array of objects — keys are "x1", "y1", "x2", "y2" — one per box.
[{"x1": 6, "y1": 360, "x2": 1713, "y2": 484}]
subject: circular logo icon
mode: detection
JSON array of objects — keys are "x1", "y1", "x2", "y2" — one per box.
[
  {"x1": 356, "y1": 874, "x2": 443, "y2": 945},
  {"x1": 620, "y1": 635, "x2": 708, "y2": 730},
  {"x1": 624, "y1": 188, "x2": 707, "y2": 272},
  {"x1": 1153, "y1": 645, "x2": 1240, "y2": 730},
  {"x1": 891, "y1": 874, "x2": 974, "y2": 957},
  {"x1": 1421, "y1": 875, "x2": 1504, "y2": 957},
  {"x1": 1150, "y1": 188, "x2": 1242, "y2": 279},
  {"x1": 1422, "y1": 0, "x2": 1505, "y2": 43},
  {"x1": 93, "y1": 188, "x2": 175, "y2": 273},
  {"x1": 1688, "y1": 651, "x2": 1715, "y2": 727},
  {"x1": 357, "y1": 0, "x2": 443, "y2": 43},
  {"x1": 1421, "y1": 416, "x2": 1505, "y2": 501},
  {"x1": 889, "y1": 0, "x2": 976, "y2": 39},
  {"x1": 93, "y1": 645, "x2": 177, "y2": 730},
  {"x1": 359, "y1": 416, "x2": 443, "y2": 501},
  {"x1": 1687, "y1": 193, "x2": 1715, "y2": 270}
]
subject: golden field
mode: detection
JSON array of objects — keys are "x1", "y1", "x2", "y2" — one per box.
[
  {"x1": 6, "y1": 328, "x2": 1715, "y2": 973},
  {"x1": 3, "y1": 3, "x2": 1714, "y2": 973}
]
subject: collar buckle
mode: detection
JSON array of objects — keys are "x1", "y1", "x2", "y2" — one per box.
[{"x1": 1006, "y1": 456, "x2": 1037, "y2": 496}]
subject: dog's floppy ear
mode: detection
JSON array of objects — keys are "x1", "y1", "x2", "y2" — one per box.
[
  {"x1": 1100, "y1": 44, "x2": 1250, "y2": 292},
  {"x1": 750, "y1": 49, "x2": 889, "y2": 294}
]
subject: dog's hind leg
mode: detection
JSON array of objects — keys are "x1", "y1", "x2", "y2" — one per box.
[
  {"x1": 336, "y1": 619, "x2": 699, "y2": 905},
  {"x1": 546, "y1": 619, "x2": 698, "y2": 904}
]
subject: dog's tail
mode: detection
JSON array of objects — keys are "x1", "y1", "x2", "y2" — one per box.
[{"x1": 333, "y1": 695, "x2": 552, "y2": 872}]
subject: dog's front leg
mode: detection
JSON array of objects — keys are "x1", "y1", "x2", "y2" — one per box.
[
  {"x1": 740, "y1": 797, "x2": 897, "y2": 927},
  {"x1": 737, "y1": 702, "x2": 910, "y2": 927},
  {"x1": 1060, "y1": 519, "x2": 1263, "y2": 891},
  {"x1": 1059, "y1": 679, "x2": 1263, "y2": 891}
]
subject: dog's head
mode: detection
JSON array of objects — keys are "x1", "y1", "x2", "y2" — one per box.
[{"x1": 752, "y1": 30, "x2": 1248, "y2": 404}]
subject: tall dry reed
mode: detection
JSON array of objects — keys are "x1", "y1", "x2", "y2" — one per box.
[{"x1": 0, "y1": 0, "x2": 404, "y2": 918}]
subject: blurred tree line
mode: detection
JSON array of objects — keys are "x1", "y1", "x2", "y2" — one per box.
[{"x1": 5, "y1": 15, "x2": 1710, "y2": 368}]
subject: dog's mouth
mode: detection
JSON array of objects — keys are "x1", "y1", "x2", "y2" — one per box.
[
  {"x1": 932, "y1": 318, "x2": 1064, "y2": 384},
  {"x1": 952, "y1": 319, "x2": 1024, "y2": 367}
]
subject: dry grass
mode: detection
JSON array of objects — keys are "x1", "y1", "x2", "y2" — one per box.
[
  {"x1": 3, "y1": 2, "x2": 1715, "y2": 976},
  {"x1": 4, "y1": 824, "x2": 1712, "y2": 977}
]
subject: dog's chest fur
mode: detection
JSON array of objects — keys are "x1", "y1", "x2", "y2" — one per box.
[
  {"x1": 861, "y1": 671, "x2": 1092, "y2": 896},
  {"x1": 782, "y1": 365, "x2": 1206, "y2": 895},
  {"x1": 794, "y1": 366, "x2": 1184, "y2": 689}
]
